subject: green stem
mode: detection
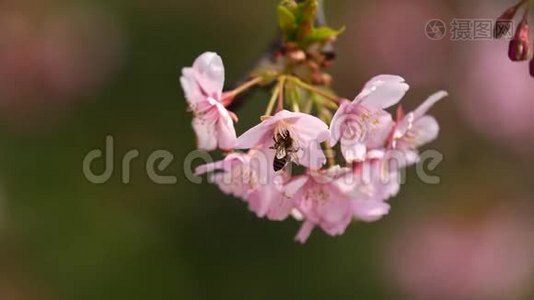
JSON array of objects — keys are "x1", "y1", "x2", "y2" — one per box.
[
  {"x1": 264, "y1": 79, "x2": 282, "y2": 116},
  {"x1": 277, "y1": 76, "x2": 286, "y2": 112},
  {"x1": 302, "y1": 96, "x2": 314, "y2": 113},
  {"x1": 286, "y1": 76, "x2": 339, "y2": 104},
  {"x1": 231, "y1": 77, "x2": 262, "y2": 97},
  {"x1": 292, "y1": 99, "x2": 300, "y2": 112}
]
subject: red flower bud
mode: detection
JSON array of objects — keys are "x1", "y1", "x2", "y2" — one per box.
[
  {"x1": 508, "y1": 20, "x2": 531, "y2": 61},
  {"x1": 508, "y1": 39, "x2": 531, "y2": 61},
  {"x1": 515, "y1": 19, "x2": 529, "y2": 40}
]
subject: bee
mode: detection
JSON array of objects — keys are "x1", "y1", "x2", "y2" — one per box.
[{"x1": 270, "y1": 129, "x2": 299, "y2": 172}]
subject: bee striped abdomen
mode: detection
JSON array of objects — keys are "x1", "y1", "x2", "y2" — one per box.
[{"x1": 273, "y1": 156, "x2": 288, "y2": 172}]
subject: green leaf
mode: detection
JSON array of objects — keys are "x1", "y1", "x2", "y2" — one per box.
[
  {"x1": 295, "y1": 0, "x2": 317, "y2": 42},
  {"x1": 277, "y1": 5, "x2": 296, "y2": 33},
  {"x1": 304, "y1": 26, "x2": 346, "y2": 44},
  {"x1": 295, "y1": 0, "x2": 317, "y2": 25}
]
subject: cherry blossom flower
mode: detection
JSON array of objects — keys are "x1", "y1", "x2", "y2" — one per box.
[
  {"x1": 195, "y1": 152, "x2": 256, "y2": 198},
  {"x1": 235, "y1": 110, "x2": 330, "y2": 170},
  {"x1": 182, "y1": 1, "x2": 447, "y2": 243},
  {"x1": 195, "y1": 149, "x2": 301, "y2": 220},
  {"x1": 245, "y1": 173, "x2": 306, "y2": 221},
  {"x1": 291, "y1": 164, "x2": 394, "y2": 243},
  {"x1": 350, "y1": 157, "x2": 398, "y2": 221},
  {"x1": 391, "y1": 90, "x2": 447, "y2": 166},
  {"x1": 292, "y1": 166, "x2": 355, "y2": 243},
  {"x1": 180, "y1": 52, "x2": 237, "y2": 151},
  {"x1": 330, "y1": 75, "x2": 409, "y2": 163},
  {"x1": 291, "y1": 165, "x2": 394, "y2": 243}
]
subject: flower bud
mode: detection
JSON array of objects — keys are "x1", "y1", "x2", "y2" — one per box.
[
  {"x1": 288, "y1": 49, "x2": 306, "y2": 62},
  {"x1": 307, "y1": 60, "x2": 320, "y2": 71},
  {"x1": 321, "y1": 73, "x2": 332, "y2": 86},
  {"x1": 508, "y1": 20, "x2": 531, "y2": 61},
  {"x1": 515, "y1": 18, "x2": 529, "y2": 40},
  {"x1": 282, "y1": 42, "x2": 299, "y2": 53},
  {"x1": 508, "y1": 39, "x2": 530, "y2": 61}
]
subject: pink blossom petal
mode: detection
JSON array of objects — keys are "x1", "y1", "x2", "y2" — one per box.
[
  {"x1": 180, "y1": 68, "x2": 204, "y2": 108},
  {"x1": 192, "y1": 117, "x2": 217, "y2": 150},
  {"x1": 341, "y1": 142, "x2": 366, "y2": 163},
  {"x1": 317, "y1": 186, "x2": 353, "y2": 236},
  {"x1": 295, "y1": 221, "x2": 315, "y2": 244},
  {"x1": 210, "y1": 173, "x2": 245, "y2": 198},
  {"x1": 299, "y1": 140, "x2": 327, "y2": 169},
  {"x1": 291, "y1": 209, "x2": 304, "y2": 221},
  {"x1": 246, "y1": 175, "x2": 296, "y2": 221},
  {"x1": 410, "y1": 115, "x2": 440, "y2": 147},
  {"x1": 329, "y1": 100, "x2": 351, "y2": 145},
  {"x1": 291, "y1": 169, "x2": 356, "y2": 241},
  {"x1": 355, "y1": 75, "x2": 409, "y2": 109},
  {"x1": 246, "y1": 187, "x2": 271, "y2": 218},
  {"x1": 289, "y1": 112, "x2": 330, "y2": 145},
  {"x1": 194, "y1": 152, "x2": 255, "y2": 198},
  {"x1": 393, "y1": 112, "x2": 414, "y2": 141},
  {"x1": 387, "y1": 149, "x2": 420, "y2": 168},
  {"x1": 367, "y1": 149, "x2": 386, "y2": 160},
  {"x1": 194, "y1": 152, "x2": 245, "y2": 175},
  {"x1": 194, "y1": 160, "x2": 224, "y2": 176},
  {"x1": 266, "y1": 194, "x2": 294, "y2": 221},
  {"x1": 191, "y1": 52, "x2": 224, "y2": 98},
  {"x1": 318, "y1": 195, "x2": 351, "y2": 226},
  {"x1": 352, "y1": 200, "x2": 391, "y2": 222},
  {"x1": 234, "y1": 120, "x2": 273, "y2": 149},
  {"x1": 413, "y1": 90, "x2": 447, "y2": 119},
  {"x1": 365, "y1": 111, "x2": 395, "y2": 149},
  {"x1": 249, "y1": 148, "x2": 276, "y2": 184},
  {"x1": 382, "y1": 169, "x2": 402, "y2": 199},
  {"x1": 321, "y1": 219, "x2": 350, "y2": 237},
  {"x1": 284, "y1": 176, "x2": 309, "y2": 197},
  {"x1": 214, "y1": 102, "x2": 237, "y2": 150},
  {"x1": 318, "y1": 219, "x2": 351, "y2": 237}
]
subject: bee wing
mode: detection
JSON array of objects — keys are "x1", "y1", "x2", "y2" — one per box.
[
  {"x1": 289, "y1": 150, "x2": 299, "y2": 162},
  {"x1": 276, "y1": 148, "x2": 286, "y2": 159}
]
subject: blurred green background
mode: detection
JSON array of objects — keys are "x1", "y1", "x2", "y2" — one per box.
[{"x1": 1, "y1": 0, "x2": 534, "y2": 299}]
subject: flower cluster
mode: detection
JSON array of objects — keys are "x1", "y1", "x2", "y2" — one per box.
[
  {"x1": 495, "y1": 0, "x2": 534, "y2": 76},
  {"x1": 180, "y1": 0, "x2": 447, "y2": 242}
]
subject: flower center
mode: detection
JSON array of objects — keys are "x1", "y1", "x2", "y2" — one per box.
[
  {"x1": 304, "y1": 185, "x2": 328, "y2": 203},
  {"x1": 273, "y1": 121, "x2": 296, "y2": 141}
]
